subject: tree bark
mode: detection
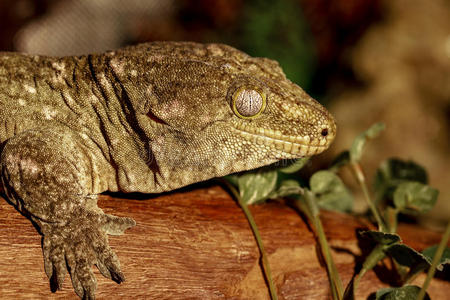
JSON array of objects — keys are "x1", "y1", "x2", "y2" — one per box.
[{"x1": 0, "y1": 184, "x2": 448, "y2": 299}]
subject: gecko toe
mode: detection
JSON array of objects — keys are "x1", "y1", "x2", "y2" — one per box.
[
  {"x1": 101, "y1": 214, "x2": 136, "y2": 235},
  {"x1": 43, "y1": 235, "x2": 68, "y2": 291},
  {"x1": 66, "y1": 254, "x2": 97, "y2": 300},
  {"x1": 94, "y1": 242, "x2": 125, "y2": 284}
]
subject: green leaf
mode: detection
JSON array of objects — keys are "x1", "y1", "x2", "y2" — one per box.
[
  {"x1": 310, "y1": 170, "x2": 353, "y2": 212},
  {"x1": 310, "y1": 171, "x2": 340, "y2": 194},
  {"x1": 223, "y1": 174, "x2": 239, "y2": 187},
  {"x1": 350, "y1": 122, "x2": 385, "y2": 163},
  {"x1": 422, "y1": 245, "x2": 450, "y2": 271},
  {"x1": 374, "y1": 285, "x2": 430, "y2": 300},
  {"x1": 373, "y1": 158, "x2": 428, "y2": 204},
  {"x1": 278, "y1": 157, "x2": 310, "y2": 174},
  {"x1": 374, "y1": 287, "x2": 395, "y2": 299},
  {"x1": 393, "y1": 182, "x2": 438, "y2": 215},
  {"x1": 268, "y1": 179, "x2": 304, "y2": 199},
  {"x1": 237, "y1": 169, "x2": 278, "y2": 205},
  {"x1": 360, "y1": 230, "x2": 401, "y2": 245},
  {"x1": 361, "y1": 244, "x2": 388, "y2": 276},
  {"x1": 342, "y1": 277, "x2": 355, "y2": 300},
  {"x1": 375, "y1": 158, "x2": 428, "y2": 185},
  {"x1": 386, "y1": 244, "x2": 430, "y2": 268}
]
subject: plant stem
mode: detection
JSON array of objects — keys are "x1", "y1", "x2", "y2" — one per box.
[
  {"x1": 350, "y1": 162, "x2": 387, "y2": 232},
  {"x1": 417, "y1": 220, "x2": 450, "y2": 300},
  {"x1": 314, "y1": 212, "x2": 344, "y2": 300},
  {"x1": 385, "y1": 206, "x2": 399, "y2": 233},
  {"x1": 223, "y1": 181, "x2": 278, "y2": 300},
  {"x1": 295, "y1": 191, "x2": 344, "y2": 300}
]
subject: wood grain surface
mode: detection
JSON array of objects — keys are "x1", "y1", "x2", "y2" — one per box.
[{"x1": 0, "y1": 184, "x2": 448, "y2": 299}]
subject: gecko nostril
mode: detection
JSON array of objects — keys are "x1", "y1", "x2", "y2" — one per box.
[{"x1": 321, "y1": 128, "x2": 328, "y2": 137}]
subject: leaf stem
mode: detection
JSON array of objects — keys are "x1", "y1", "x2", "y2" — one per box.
[
  {"x1": 294, "y1": 191, "x2": 344, "y2": 300},
  {"x1": 223, "y1": 180, "x2": 278, "y2": 300},
  {"x1": 350, "y1": 162, "x2": 387, "y2": 232},
  {"x1": 417, "y1": 220, "x2": 450, "y2": 300},
  {"x1": 385, "y1": 206, "x2": 399, "y2": 233},
  {"x1": 358, "y1": 244, "x2": 387, "y2": 289}
]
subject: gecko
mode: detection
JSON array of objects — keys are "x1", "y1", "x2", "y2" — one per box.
[{"x1": 0, "y1": 41, "x2": 336, "y2": 299}]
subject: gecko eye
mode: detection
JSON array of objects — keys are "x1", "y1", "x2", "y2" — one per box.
[{"x1": 232, "y1": 88, "x2": 267, "y2": 119}]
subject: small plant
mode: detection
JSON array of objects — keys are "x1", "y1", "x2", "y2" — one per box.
[{"x1": 224, "y1": 123, "x2": 449, "y2": 300}]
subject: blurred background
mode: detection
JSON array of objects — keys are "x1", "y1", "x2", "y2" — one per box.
[{"x1": 0, "y1": 0, "x2": 449, "y2": 228}]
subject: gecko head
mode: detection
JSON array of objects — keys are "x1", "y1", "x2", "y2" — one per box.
[
  {"x1": 110, "y1": 42, "x2": 336, "y2": 185},
  {"x1": 224, "y1": 70, "x2": 336, "y2": 160}
]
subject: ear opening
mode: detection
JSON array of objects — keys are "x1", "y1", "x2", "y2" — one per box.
[{"x1": 146, "y1": 110, "x2": 168, "y2": 125}]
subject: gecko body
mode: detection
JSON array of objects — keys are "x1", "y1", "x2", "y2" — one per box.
[{"x1": 0, "y1": 42, "x2": 336, "y2": 299}]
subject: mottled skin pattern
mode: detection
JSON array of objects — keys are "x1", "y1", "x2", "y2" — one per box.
[{"x1": 0, "y1": 42, "x2": 336, "y2": 299}]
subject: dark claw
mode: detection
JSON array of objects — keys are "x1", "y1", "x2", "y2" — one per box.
[
  {"x1": 110, "y1": 268, "x2": 125, "y2": 284},
  {"x1": 96, "y1": 257, "x2": 125, "y2": 284}
]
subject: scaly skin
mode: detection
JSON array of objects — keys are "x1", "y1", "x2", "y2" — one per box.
[{"x1": 0, "y1": 41, "x2": 336, "y2": 299}]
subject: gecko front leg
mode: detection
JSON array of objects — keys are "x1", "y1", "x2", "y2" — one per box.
[{"x1": 0, "y1": 127, "x2": 135, "y2": 299}]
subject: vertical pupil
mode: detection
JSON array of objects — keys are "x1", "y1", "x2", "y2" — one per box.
[{"x1": 235, "y1": 89, "x2": 263, "y2": 117}]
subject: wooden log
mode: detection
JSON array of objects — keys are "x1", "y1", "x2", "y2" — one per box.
[{"x1": 0, "y1": 184, "x2": 448, "y2": 299}]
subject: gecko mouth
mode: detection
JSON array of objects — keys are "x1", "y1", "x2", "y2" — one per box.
[{"x1": 232, "y1": 124, "x2": 332, "y2": 157}]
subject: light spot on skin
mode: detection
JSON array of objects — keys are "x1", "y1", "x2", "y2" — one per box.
[
  {"x1": 248, "y1": 65, "x2": 258, "y2": 72},
  {"x1": 6, "y1": 153, "x2": 21, "y2": 165},
  {"x1": 207, "y1": 44, "x2": 224, "y2": 56},
  {"x1": 90, "y1": 95, "x2": 100, "y2": 104},
  {"x1": 281, "y1": 103, "x2": 290, "y2": 111},
  {"x1": 24, "y1": 84, "x2": 36, "y2": 94},
  {"x1": 110, "y1": 58, "x2": 124, "y2": 74},
  {"x1": 18, "y1": 98, "x2": 26, "y2": 106},
  {"x1": 214, "y1": 159, "x2": 228, "y2": 174},
  {"x1": 50, "y1": 61, "x2": 67, "y2": 84},
  {"x1": 16, "y1": 157, "x2": 40, "y2": 175},
  {"x1": 42, "y1": 106, "x2": 57, "y2": 120},
  {"x1": 110, "y1": 138, "x2": 121, "y2": 149},
  {"x1": 65, "y1": 94, "x2": 75, "y2": 105},
  {"x1": 126, "y1": 173, "x2": 136, "y2": 182},
  {"x1": 150, "y1": 136, "x2": 167, "y2": 162},
  {"x1": 52, "y1": 74, "x2": 64, "y2": 84},
  {"x1": 160, "y1": 101, "x2": 186, "y2": 118},
  {"x1": 147, "y1": 54, "x2": 165, "y2": 63},
  {"x1": 130, "y1": 70, "x2": 138, "y2": 77},
  {"x1": 199, "y1": 113, "x2": 212, "y2": 124},
  {"x1": 221, "y1": 63, "x2": 232, "y2": 70},
  {"x1": 6, "y1": 155, "x2": 39, "y2": 174},
  {"x1": 52, "y1": 61, "x2": 66, "y2": 72},
  {"x1": 97, "y1": 73, "x2": 111, "y2": 88},
  {"x1": 193, "y1": 47, "x2": 207, "y2": 56}
]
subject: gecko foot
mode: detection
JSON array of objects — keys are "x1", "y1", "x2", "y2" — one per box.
[{"x1": 41, "y1": 211, "x2": 136, "y2": 299}]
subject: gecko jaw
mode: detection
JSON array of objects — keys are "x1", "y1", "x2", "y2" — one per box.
[{"x1": 231, "y1": 126, "x2": 332, "y2": 157}]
